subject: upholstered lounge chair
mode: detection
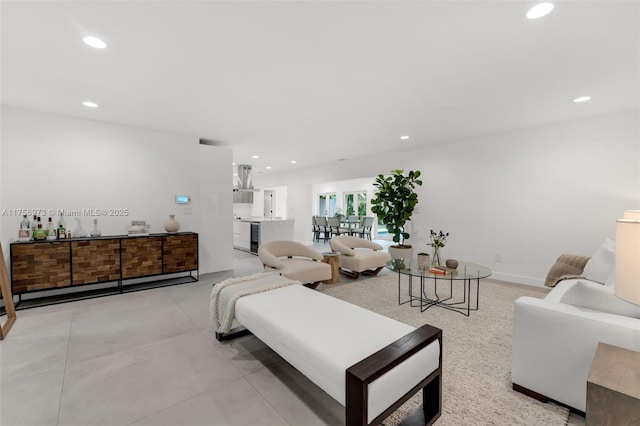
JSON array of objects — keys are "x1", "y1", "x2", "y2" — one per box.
[
  {"x1": 330, "y1": 235, "x2": 391, "y2": 279},
  {"x1": 258, "y1": 240, "x2": 331, "y2": 288}
]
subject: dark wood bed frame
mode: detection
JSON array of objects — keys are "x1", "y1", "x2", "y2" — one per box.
[{"x1": 217, "y1": 323, "x2": 442, "y2": 426}]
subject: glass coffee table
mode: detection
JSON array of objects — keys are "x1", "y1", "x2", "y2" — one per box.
[{"x1": 386, "y1": 258, "x2": 492, "y2": 316}]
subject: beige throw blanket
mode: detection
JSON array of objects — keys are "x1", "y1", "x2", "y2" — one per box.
[{"x1": 210, "y1": 272, "x2": 301, "y2": 333}]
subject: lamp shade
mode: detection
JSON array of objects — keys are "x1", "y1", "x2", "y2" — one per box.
[
  {"x1": 615, "y1": 218, "x2": 640, "y2": 305},
  {"x1": 623, "y1": 210, "x2": 640, "y2": 220}
]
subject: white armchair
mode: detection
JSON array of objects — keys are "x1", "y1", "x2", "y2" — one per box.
[
  {"x1": 512, "y1": 278, "x2": 640, "y2": 413},
  {"x1": 329, "y1": 235, "x2": 391, "y2": 279},
  {"x1": 258, "y1": 240, "x2": 331, "y2": 288}
]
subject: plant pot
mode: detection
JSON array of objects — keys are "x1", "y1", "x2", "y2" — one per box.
[{"x1": 389, "y1": 245, "x2": 413, "y2": 260}]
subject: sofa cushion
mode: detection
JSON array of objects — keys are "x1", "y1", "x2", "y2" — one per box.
[
  {"x1": 559, "y1": 279, "x2": 640, "y2": 319},
  {"x1": 604, "y1": 269, "x2": 616, "y2": 289},
  {"x1": 339, "y1": 249, "x2": 392, "y2": 273},
  {"x1": 270, "y1": 258, "x2": 331, "y2": 284},
  {"x1": 582, "y1": 238, "x2": 615, "y2": 284}
]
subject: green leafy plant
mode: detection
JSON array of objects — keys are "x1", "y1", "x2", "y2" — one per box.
[{"x1": 371, "y1": 169, "x2": 422, "y2": 247}]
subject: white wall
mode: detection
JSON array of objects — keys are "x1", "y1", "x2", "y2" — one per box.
[
  {"x1": 0, "y1": 106, "x2": 233, "y2": 274},
  {"x1": 255, "y1": 110, "x2": 640, "y2": 286}
]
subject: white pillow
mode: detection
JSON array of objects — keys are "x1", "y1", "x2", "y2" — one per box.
[
  {"x1": 582, "y1": 238, "x2": 615, "y2": 284},
  {"x1": 560, "y1": 279, "x2": 640, "y2": 319},
  {"x1": 604, "y1": 269, "x2": 616, "y2": 289}
]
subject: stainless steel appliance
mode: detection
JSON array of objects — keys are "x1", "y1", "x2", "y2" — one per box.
[{"x1": 250, "y1": 222, "x2": 260, "y2": 254}]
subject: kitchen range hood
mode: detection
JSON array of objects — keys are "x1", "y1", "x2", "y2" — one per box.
[{"x1": 233, "y1": 164, "x2": 257, "y2": 203}]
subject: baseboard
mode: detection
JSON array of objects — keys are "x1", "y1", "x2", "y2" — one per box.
[{"x1": 490, "y1": 272, "x2": 544, "y2": 287}]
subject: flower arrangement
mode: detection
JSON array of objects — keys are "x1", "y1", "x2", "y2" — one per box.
[
  {"x1": 428, "y1": 229, "x2": 449, "y2": 266},
  {"x1": 428, "y1": 230, "x2": 449, "y2": 249}
]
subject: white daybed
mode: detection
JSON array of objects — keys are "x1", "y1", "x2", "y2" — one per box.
[{"x1": 211, "y1": 274, "x2": 442, "y2": 426}]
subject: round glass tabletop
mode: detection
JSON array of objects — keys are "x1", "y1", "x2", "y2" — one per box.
[{"x1": 386, "y1": 258, "x2": 492, "y2": 280}]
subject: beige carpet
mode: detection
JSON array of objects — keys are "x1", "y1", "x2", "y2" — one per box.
[{"x1": 319, "y1": 272, "x2": 570, "y2": 426}]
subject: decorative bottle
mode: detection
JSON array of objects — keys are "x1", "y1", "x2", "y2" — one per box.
[
  {"x1": 57, "y1": 223, "x2": 66, "y2": 239},
  {"x1": 73, "y1": 218, "x2": 87, "y2": 238},
  {"x1": 30, "y1": 215, "x2": 37, "y2": 239},
  {"x1": 90, "y1": 219, "x2": 101, "y2": 237},
  {"x1": 46, "y1": 217, "x2": 57, "y2": 240},
  {"x1": 18, "y1": 215, "x2": 31, "y2": 241},
  {"x1": 34, "y1": 218, "x2": 46, "y2": 240}
]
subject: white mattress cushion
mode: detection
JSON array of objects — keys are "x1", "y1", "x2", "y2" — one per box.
[{"x1": 235, "y1": 285, "x2": 440, "y2": 422}]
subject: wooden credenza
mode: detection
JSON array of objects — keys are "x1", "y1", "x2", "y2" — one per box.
[{"x1": 10, "y1": 233, "x2": 198, "y2": 303}]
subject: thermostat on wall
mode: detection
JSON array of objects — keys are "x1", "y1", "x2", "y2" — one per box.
[{"x1": 175, "y1": 195, "x2": 191, "y2": 204}]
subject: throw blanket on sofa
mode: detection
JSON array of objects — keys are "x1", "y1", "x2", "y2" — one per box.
[{"x1": 210, "y1": 272, "x2": 301, "y2": 333}]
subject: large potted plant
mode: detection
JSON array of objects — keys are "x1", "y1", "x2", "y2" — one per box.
[{"x1": 371, "y1": 169, "x2": 422, "y2": 259}]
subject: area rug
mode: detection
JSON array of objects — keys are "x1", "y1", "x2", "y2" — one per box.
[{"x1": 320, "y1": 272, "x2": 570, "y2": 426}]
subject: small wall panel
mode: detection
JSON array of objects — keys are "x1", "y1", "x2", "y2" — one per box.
[
  {"x1": 121, "y1": 237, "x2": 162, "y2": 279},
  {"x1": 71, "y1": 239, "x2": 121, "y2": 285}
]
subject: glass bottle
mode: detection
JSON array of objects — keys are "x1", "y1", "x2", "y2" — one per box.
[
  {"x1": 30, "y1": 215, "x2": 37, "y2": 239},
  {"x1": 46, "y1": 217, "x2": 57, "y2": 240},
  {"x1": 57, "y1": 223, "x2": 66, "y2": 239},
  {"x1": 18, "y1": 215, "x2": 31, "y2": 241},
  {"x1": 58, "y1": 214, "x2": 66, "y2": 231},
  {"x1": 73, "y1": 218, "x2": 87, "y2": 238},
  {"x1": 35, "y1": 221, "x2": 46, "y2": 240},
  {"x1": 90, "y1": 219, "x2": 102, "y2": 237}
]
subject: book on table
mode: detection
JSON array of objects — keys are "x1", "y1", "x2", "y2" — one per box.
[{"x1": 428, "y1": 266, "x2": 454, "y2": 275}]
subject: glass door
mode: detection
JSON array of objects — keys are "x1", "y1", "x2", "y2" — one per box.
[
  {"x1": 344, "y1": 192, "x2": 367, "y2": 217},
  {"x1": 318, "y1": 193, "x2": 337, "y2": 217}
]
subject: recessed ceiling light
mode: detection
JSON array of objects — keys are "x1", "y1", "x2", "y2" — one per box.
[
  {"x1": 82, "y1": 101, "x2": 98, "y2": 108},
  {"x1": 290, "y1": 160, "x2": 297, "y2": 164},
  {"x1": 266, "y1": 166, "x2": 272, "y2": 170},
  {"x1": 251, "y1": 155, "x2": 259, "y2": 159},
  {"x1": 232, "y1": 162, "x2": 236, "y2": 165},
  {"x1": 573, "y1": 96, "x2": 591, "y2": 103},
  {"x1": 527, "y1": 2, "x2": 554, "y2": 19},
  {"x1": 83, "y1": 36, "x2": 107, "y2": 49},
  {"x1": 400, "y1": 135, "x2": 410, "y2": 140}
]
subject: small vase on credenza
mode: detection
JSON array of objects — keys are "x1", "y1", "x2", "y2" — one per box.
[{"x1": 164, "y1": 215, "x2": 180, "y2": 233}]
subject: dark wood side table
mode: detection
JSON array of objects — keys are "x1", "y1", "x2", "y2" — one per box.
[
  {"x1": 322, "y1": 252, "x2": 340, "y2": 284},
  {"x1": 587, "y1": 342, "x2": 640, "y2": 425}
]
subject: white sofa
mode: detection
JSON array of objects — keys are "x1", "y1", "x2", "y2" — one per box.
[
  {"x1": 512, "y1": 278, "x2": 640, "y2": 413},
  {"x1": 329, "y1": 235, "x2": 391, "y2": 279},
  {"x1": 258, "y1": 240, "x2": 331, "y2": 287}
]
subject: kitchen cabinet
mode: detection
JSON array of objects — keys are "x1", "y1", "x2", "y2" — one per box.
[
  {"x1": 233, "y1": 220, "x2": 251, "y2": 250},
  {"x1": 234, "y1": 219, "x2": 295, "y2": 254}
]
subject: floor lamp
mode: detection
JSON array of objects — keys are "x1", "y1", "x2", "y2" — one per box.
[{"x1": 616, "y1": 211, "x2": 640, "y2": 305}]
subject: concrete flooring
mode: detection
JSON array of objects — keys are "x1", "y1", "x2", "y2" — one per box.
[{"x1": 0, "y1": 239, "x2": 584, "y2": 425}]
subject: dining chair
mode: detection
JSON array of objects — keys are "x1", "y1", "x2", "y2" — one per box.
[
  {"x1": 314, "y1": 216, "x2": 330, "y2": 241},
  {"x1": 350, "y1": 216, "x2": 374, "y2": 240},
  {"x1": 327, "y1": 216, "x2": 350, "y2": 237}
]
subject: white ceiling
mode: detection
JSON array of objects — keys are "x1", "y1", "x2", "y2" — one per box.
[{"x1": 2, "y1": 1, "x2": 638, "y2": 175}]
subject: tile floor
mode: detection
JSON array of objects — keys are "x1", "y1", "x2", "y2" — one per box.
[{"x1": 0, "y1": 239, "x2": 585, "y2": 426}]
